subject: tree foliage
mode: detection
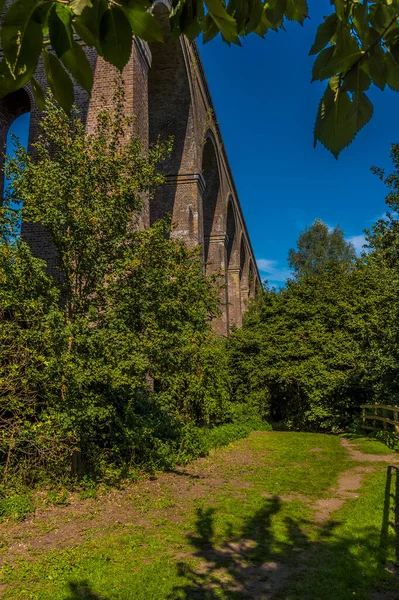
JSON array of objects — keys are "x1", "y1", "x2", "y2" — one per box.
[
  {"x1": 0, "y1": 83, "x2": 234, "y2": 485},
  {"x1": 1, "y1": 0, "x2": 399, "y2": 156},
  {"x1": 288, "y1": 218, "x2": 357, "y2": 278}
]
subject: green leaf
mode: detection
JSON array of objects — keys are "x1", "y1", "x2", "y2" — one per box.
[
  {"x1": 204, "y1": 0, "x2": 238, "y2": 43},
  {"x1": 309, "y1": 14, "x2": 338, "y2": 56},
  {"x1": 264, "y1": 0, "x2": 287, "y2": 29},
  {"x1": 353, "y1": 1, "x2": 369, "y2": 44},
  {"x1": 1, "y1": 0, "x2": 43, "y2": 80},
  {"x1": 245, "y1": 0, "x2": 264, "y2": 34},
  {"x1": 61, "y1": 41, "x2": 93, "y2": 93},
  {"x1": 342, "y1": 63, "x2": 370, "y2": 93},
  {"x1": 334, "y1": 0, "x2": 346, "y2": 22},
  {"x1": 99, "y1": 7, "x2": 133, "y2": 71},
  {"x1": 203, "y1": 13, "x2": 220, "y2": 42},
  {"x1": 121, "y1": 7, "x2": 163, "y2": 43},
  {"x1": 0, "y1": 0, "x2": 6, "y2": 15},
  {"x1": 42, "y1": 50, "x2": 74, "y2": 113},
  {"x1": 314, "y1": 78, "x2": 356, "y2": 158},
  {"x1": 31, "y1": 76, "x2": 45, "y2": 111},
  {"x1": 49, "y1": 4, "x2": 73, "y2": 58},
  {"x1": 352, "y1": 91, "x2": 373, "y2": 134},
  {"x1": 69, "y1": 0, "x2": 93, "y2": 16},
  {"x1": 368, "y1": 47, "x2": 387, "y2": 91},
  {"x1": 370, "y1": 2, "x2": 393, "y2": 34},
  {"x1": 386, "y1": 49, "x2": 399, "y2": 91},
  {"x1": 285, "y1": 0, "x2": 308, "y2": 25},
  {"x1": 0, "y1": 60, "x2": 15, "y2": 98},
  {"x1": 74, "y1": 0, "x2": 107, "y2": 49},
  {"x1": 311, "y1": 46, "x2": 335, "y2": 82}
]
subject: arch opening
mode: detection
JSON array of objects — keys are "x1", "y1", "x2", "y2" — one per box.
[
  {"x1": 249, "y1": 260, "x2": 255, "y2": 298},
  {"x1": 1, "y1": 89, "x2": 31, "y2": 238},
  {"x1": 240, "y1": 236, "x2": 246, "y2": 276},
  {"x1": 201, "y1": 136, "x2": 221, "y2": 264},
  {"x1": 226, "y1": 199, "x2": 237, "y2": 268}
]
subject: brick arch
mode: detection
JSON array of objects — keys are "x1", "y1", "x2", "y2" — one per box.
[
  {"x1": 248, "y1": 259, "x2": 256, "y2": 299},
  {"x1": 239, "y1": 235, "x2": 250, "y2": 314},
  {"x1": 148, "y1": 1, "x2": 198, "y2": 239},
  {"x1": 226, "y1": 197, "x2": 239, "y2": 268},
  {"x1": 201, "y1": 132, "x2": 223, "y2": 266},
  {"x1": 0, "y1": 88, "x2": 31, "y2": 197},
  {"x1": 225, "y1": 197, "x2": 243, "y2": 328}
]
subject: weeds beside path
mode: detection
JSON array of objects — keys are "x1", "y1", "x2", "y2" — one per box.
[{"x1": 1, "y1": 431, "x2": 399, "y2": 599}]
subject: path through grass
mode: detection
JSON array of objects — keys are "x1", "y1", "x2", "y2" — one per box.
[{"x1": 1, "y1": 431, "x2": 398, "y2": 599}]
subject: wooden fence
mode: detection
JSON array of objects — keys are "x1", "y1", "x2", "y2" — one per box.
[{"x1": 360, "y1": 404, "x2": 399, "y2": 434}]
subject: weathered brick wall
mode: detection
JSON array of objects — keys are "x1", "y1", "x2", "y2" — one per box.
[{"x1": 1, "y1": 0, "x2": 260, "y2": 334}]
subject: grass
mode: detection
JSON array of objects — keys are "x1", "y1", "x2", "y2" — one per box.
[
  {"x1": 342, "y1": 432, "x2": 394, "y2": 455},
  {"x1": 281, "y1": 468, "x2": 399, "y2": 600},
  {"x1": 1, "y1": 432, "x2": 398, "y2": 599}
]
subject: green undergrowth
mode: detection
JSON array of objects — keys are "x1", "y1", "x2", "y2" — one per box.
[{"x1": 0, "y1": 413, "x2": 270, "y2": 524}]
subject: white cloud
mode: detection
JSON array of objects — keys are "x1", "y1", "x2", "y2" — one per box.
[
  {"x1": 346, "y1": 234, "x2": 366, "y2": 255},
  {"x1": 256, "y1": 259, "x2": 292, "y2": 283}
]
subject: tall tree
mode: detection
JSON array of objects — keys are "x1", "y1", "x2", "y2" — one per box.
[
  {"x1": 288, "y1": 219, "x2": 357, "y2": 278},
  {"x1": 1, "y1": 0, "x2": 398, "y2": 156},
  {"x1": 1, "y1": 84, "x2": 229, "y2": 482}
]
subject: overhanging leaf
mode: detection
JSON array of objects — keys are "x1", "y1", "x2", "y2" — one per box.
[
  {"x1": 61, "y1": 41, "x2": 93, "y2": 93},
  {"x1": 31, "y1": 76, "x2": 45, "y2": 111},
  {"x1": 49, "y1": 4, "x2": 74, "y2": 58},
  {"x1": 204, "y1": 0, "x2": 238, "y2": 43},
  {"x1": 99, "y1": 7, "x2": 133, "y2": 71},
  {"x1": 309, "y1": 14, "x2": 338, "y2": 55},
  {"x1": 74, "y1": 0, "x2": 108, "y2": 50},
  {"x1": 314, "y1": 80, "x2": 356, "y2": 158},
  {"x1": 1, "y1": 0, "x2": 43, "y2": 79},
  {"x1": 69, "y1": 0, "x2": 93, "y2": 16},
  {"x1": 121, "y1": 7, "x2": 163, "y2": 43},
  {"x1": 352, "y1": 91, "x2": 373, "y2": 133},
  {"x1": 386, "y1": 49, "x2": 399, "y2": 91},
  {"x1": 285, "y1": 0, "x2": 308, "y2": 25},
  {"x1": 42, "y1": 49, "x2": 74, "y2": 113},
  {"x1": 342, "y1": 63, "x2": 370, "y2": 93},
  {"x1": 311, "y1": 46, "x2": 335, "y2": 82},
  {"x1": 368, "y1": 47, "x2": 387, "y2": 91}
]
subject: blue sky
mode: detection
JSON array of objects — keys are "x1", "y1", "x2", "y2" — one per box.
[
  {"x1": 199, "y1": 0, "x2": 399, "y2": 286},
  {"x1": 7, "y1": 3, "x2": 399, "y2": 286}
]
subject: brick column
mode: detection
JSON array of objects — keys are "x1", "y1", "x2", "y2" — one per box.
[
  {"x1": 205, "y1": 234, "x2": 229, "y2": 336},
  {"x1": 227, "y1": 267, "x2": 242, "y2": 328}
]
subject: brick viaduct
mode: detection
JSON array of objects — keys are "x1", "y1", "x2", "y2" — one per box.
[{"x1": 0, "y1": 1, "x2": 260, "y2": 335}]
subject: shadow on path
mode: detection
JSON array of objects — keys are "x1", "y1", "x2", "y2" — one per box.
[
  {"x1": 169, "y1": 484, "x2": 399, "y2": 600},
  {"x1": 63, "y1": 466, "x2": 399, "y2": 599}
]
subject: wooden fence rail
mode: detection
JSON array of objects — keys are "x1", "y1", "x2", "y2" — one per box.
[{"x1": 360, "y1": 404, "x2": 399, "y2": 434}]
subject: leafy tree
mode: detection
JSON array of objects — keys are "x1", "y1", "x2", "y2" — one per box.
[
  {"x1": 228, "y1": 270, "x2": 370, "y2": 432},
  {"x1": 288, "y1": 219, "x2": 357, "y2": 278},
  {"x1": 1, "y1": 82, "x2": 230, "y2": 483},
  {"x1": 1, "y1": 0, "x2": 399, "y2": 156}
]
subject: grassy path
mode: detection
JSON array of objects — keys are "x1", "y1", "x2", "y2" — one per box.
[{"x1": 1, "y1": 431, "x2": 399, "y2": 599}]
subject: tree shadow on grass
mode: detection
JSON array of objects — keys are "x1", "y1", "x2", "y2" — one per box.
[
  {"x1": 169, "y1": 479, "x2": 399, "y2": 600},
  {"x1": 64, "y1": 581, "x2": 108, "y2": 599}
]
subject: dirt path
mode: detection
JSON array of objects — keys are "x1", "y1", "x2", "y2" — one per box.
[
  {"x1": 313, "y1": 437, "x2": 399, "y2": 523},
  {"x1": 1, "y1": 432, "x2": 397, "y2": 599}
]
